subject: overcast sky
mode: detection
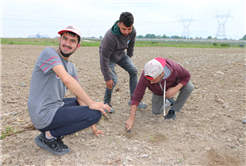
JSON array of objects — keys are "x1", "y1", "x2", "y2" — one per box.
[{"x1": 1, "y1": 0, "x2": 245, "y2": 39}]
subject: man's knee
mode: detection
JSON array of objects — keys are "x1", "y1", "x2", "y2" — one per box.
[
  {"x1": 113, "y1": 79, "x2": 118, "y2": 87},
  {"x1": 152, "y1": 109, "x2": 162, "y2": 115},
  {"x1": 183, "y1": 82, "x2": 194, "y2": 93},
  {"x1": 187, "y1": 82, "x2": 194, "y2": 92},
  {"x1": 129, "y1": 67, "x2": 138, "y2": 76},
  {"x1": 89, "y1": 110, "x2": 102, "y2": 123},
  {"x1": 95, "y1": 111, "x2": 102, "y2": 122},
  {"x1": 111, "y1": 76, "x2": 118, "y2": 86}
]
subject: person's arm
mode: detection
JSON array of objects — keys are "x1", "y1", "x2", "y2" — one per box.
[
  {"x1": 100, "y1": 32, "x2": 115, "y2": 81},
  {"x1": 52, "y1": 65, "x2": 110, "y2": 114},
  {"x1": 125, "y1": 71, "x2": 147, "y2": 132},
  {"x1": 166, "y1": 83, "x2": 183, "y2": 98},
  {"x1": 100, "y1": 35, "x2": 116, "y2": 89},
  {"x1": 166, "y1": 61, "x2": 190, "y2": 98},
  {"x1": 125, "y1": 105, "x2": 137, "y2": 132},
  {"x1": 126, "y1": 28, "x2": 136, "y2": 57}
]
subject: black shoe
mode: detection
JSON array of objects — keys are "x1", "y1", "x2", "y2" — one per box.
[
  {"x1": 35, "y1": 132, "x2": 70, "y2": 155},
  {"x1": 164, "y1": 110, "x2": 176, "y2": 120},
  {"x1": 57, "y1": 135, "x2": 69, "y2": 150}
]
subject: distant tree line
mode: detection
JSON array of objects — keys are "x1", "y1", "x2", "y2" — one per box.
[
  {"x1": 137, "y1": 34, "x2": 214, "y2": 39},
  {"x1": 136, "y1": 34, "x2": 246, "y2": 40},
  {"x1": 136, "y1": 34, "x2": 183, "y2": 39}
]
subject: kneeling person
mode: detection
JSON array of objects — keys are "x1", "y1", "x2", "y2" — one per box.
[{"x1": 125, "y1": 57, "x2": 193, "y2": 132}]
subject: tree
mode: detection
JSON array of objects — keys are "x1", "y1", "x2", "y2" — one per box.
[
  {"x1": 145, "y1": 34, "x2": 156, "y2": 38},
  {"x1": 240, "y1": 34, "x2": 246, "y2": 40},
  {"x1": 207, "y1": 36, "x2": 212, "y2": 39},
  {"x1": 161, "y1": 34, "x2": 169, "y2": 38},
  {"x1": 171, "y1": 35, "x2": 181, "y2": 39},
  {"x1": 136, "y1": 35, "x2": 144, "y2": 38}
]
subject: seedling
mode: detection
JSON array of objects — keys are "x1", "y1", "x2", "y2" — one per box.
[{"x1": 149, "y1": 134, "x2": 154, "y2": 140}]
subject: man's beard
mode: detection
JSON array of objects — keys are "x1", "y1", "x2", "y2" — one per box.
[{"x1": 59, "y1": 44, "x2": 75, "y2": 57}]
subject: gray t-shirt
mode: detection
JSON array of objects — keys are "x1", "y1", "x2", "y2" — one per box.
[{"x1": 27, "y1": 47, "x2": 78, "y2": 129}]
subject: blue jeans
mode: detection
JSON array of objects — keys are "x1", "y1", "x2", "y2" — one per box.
[
  {"x1": 104, "y1": 55, "x2": 138, "y2": 104},
  {"x1": 40, "y1": 98, "x2": 101, "y2": 137}
]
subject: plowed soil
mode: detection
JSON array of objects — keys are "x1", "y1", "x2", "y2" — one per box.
[{"x1": 1, "y1": 45, "x2": 245, "y2": 166}]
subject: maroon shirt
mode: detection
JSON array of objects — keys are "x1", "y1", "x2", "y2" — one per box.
[{"x1": 131, "y1": 58, "x2": 191, "y2": 106}]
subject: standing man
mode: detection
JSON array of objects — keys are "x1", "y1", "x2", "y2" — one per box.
[
  {"x1": 28, "y1": 25, "x2": 111, "y2": 155},
  {"x1": 99, "y1": 11, "x2": 147, "y2": 113},
  {"x1": 125, "y1": 57, "x2": 193, "y2": 132}
]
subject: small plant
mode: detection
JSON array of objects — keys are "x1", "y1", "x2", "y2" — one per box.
[
  {"x1": 149, "y1": 134, "x2": 154, "y2": 140},
  {"x1": 1, "y1": 126, "x2": 16, "y2": 139},
  {"x1": 177, "y1": 158, "x2": 182, "y2": 163}
]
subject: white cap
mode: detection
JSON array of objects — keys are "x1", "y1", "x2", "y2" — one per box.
[
  {"x1": 144, "y1": 57, "x2": 166, "y2": 79},
  {"x1": 58, "y1": 25, "x2": 81, "y2": 38}
]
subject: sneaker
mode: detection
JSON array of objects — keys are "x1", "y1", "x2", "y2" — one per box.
[
  {"x1": 164, "y1": 109, "x2": 176, "y2": 120},
  {"x1": 35, "y1": 132, "x2": 70, "y2": 155},
  {"x1": 128, "y1": 100, "x2": 147, "y2": 109},
  {"x1": 57, "y1": 136, "x2": 69, "y2": 150},
  {"x1": 104, "y1": 103, "x2": 114, "y2": 113}
]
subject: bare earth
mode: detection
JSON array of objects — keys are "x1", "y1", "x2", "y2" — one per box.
[{"x1": 1, "y1": 45, "x2": 245, "y2": 166}]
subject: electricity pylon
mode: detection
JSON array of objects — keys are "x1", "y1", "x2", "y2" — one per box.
[
  {"x1": 180, "y1": 15, "x2": 194, "y2": 39},
  {"x1": 214, "y1": 10, "x2": 232, "y2": 39}
]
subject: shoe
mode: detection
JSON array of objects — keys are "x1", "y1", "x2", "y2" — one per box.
[
  {"x1": 164, "y1": 109, "x2": 176, "y2": 120},
  {"x1": 57, "y1": 135, "x2": 69, "y2": 150},
  {"x1": 128, "y1": 100, "x2": 147, "y2": 109},
  {"x1": 104, "y1": 103, "x2": 114, "y2": 113},
  {"x1": 35, "y1": 132, "x2": 70, "y2": 155}
]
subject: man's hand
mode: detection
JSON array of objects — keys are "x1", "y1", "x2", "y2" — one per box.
[
  {"x1": 166, "y1": 83, "x2": 183, "y2": 98},
  {"x1": 125, "y1": 118, "x2": 134, "y2": 132},
  {"x1": 89, "y1": 102, "x2": 111, "y2": 116},
  {"x1": 125, "y1": 105, "x2": 137, "y2": 132},
  {"x1": 106, "y1": 80, "x2": 114, "y2": 89},
  {"x1": 165, "y1": 87, "x2": 179, "y2": 98},
  {"x1": 91, "y1": 124, "x2": 104, "y2": 137}
]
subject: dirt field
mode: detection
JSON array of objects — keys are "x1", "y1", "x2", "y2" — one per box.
[{"x1": 1, "y1": 45, "x2": 245, "y2": 166}]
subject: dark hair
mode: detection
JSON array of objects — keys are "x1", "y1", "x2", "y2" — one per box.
[
  {"x1": 61, "y1": 31, "x2": 81, "y2": 44},
  {"x1": 119, "y1": 12, "x2": 134, "y2": 27}
]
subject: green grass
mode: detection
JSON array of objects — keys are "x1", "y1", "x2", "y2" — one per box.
[
  {"x1": 1, "y1": 126, "x2": 17, "y2": 139},
  {"x1": 1, "y1": 38, "x2": 245, "y2": 48}
]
